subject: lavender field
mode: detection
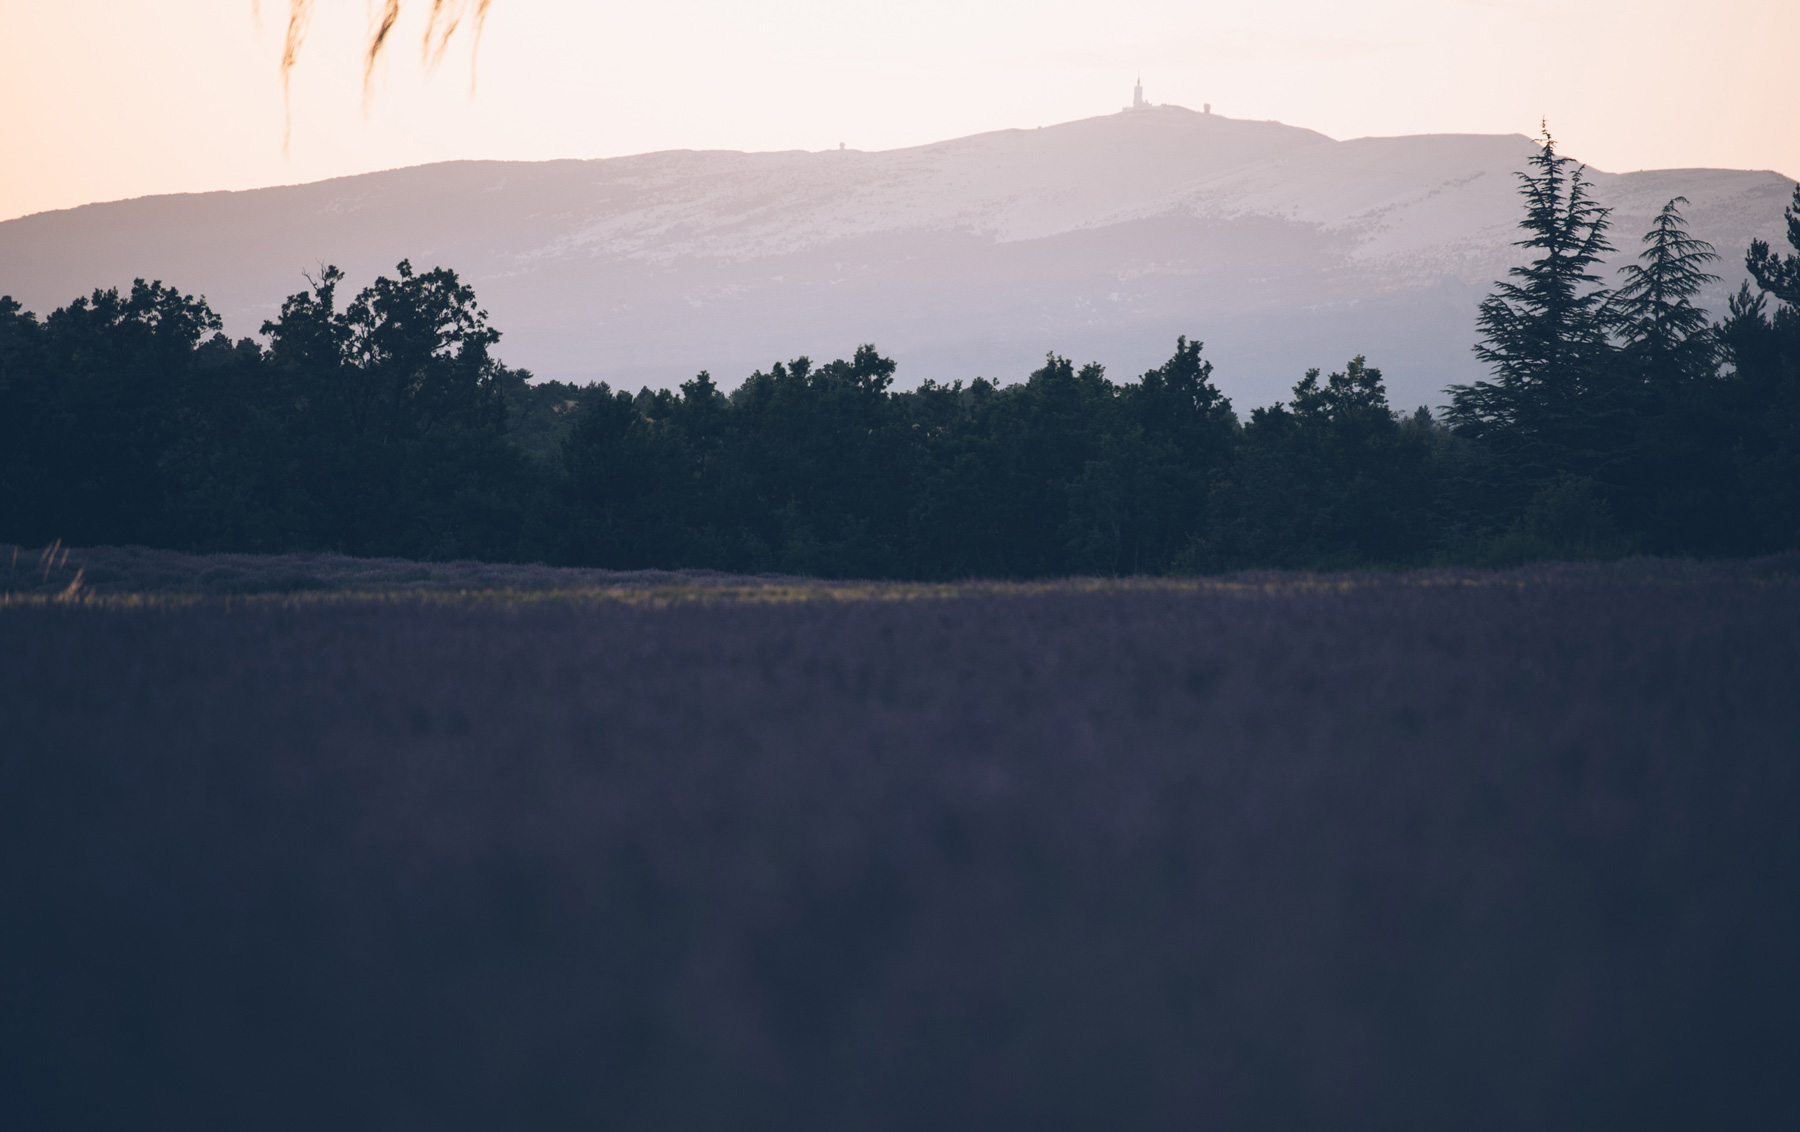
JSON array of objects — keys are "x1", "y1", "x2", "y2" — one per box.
[{"x1": 3, "y1": 546, "x2": 1798, "y2": 1130}]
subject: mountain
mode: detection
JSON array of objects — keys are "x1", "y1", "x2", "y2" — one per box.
[{"x1": 1, "y1": 107, "x2": 1793, "y2": 410}]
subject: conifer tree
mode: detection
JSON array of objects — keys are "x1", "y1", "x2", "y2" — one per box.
[
  {"x1": 1723, "y1": 182, "x2": 1800, "y2": 548},
  {"x1": 1744, "y1": 184, "x2": 1800, "y2": 306},
  {"x1": 1606, "y1": 200, "x2": 1736, "y2": 551},
  {"x1": 1613, "y1": 196, "x2": 1720, "y2": 391},
  {"x1": 1448, "y1": 127, "x2": 1615, "y2": 483}
]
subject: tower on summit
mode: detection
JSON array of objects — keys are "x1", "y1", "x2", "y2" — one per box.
[{"x1": 1132, "y1": 77, "x2": 1146, "y2": 110}]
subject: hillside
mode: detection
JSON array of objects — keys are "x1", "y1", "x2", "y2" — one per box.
[{"x1": 2, "y1": 106, "x2": 1792, "y2": 409}]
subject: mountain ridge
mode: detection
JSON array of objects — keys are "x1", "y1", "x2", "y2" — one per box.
[{"x1": 2, "y1": 107, "x2": 1793, "y2": 409}]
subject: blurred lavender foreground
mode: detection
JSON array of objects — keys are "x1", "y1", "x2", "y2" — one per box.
[{"x1": 3, "y1": 546, "x2": 1798, "y2": 1130}]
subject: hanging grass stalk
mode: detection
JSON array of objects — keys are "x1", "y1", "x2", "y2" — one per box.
[{"x1": 269, "y1": 0, "x2": 494, "y2": 152}]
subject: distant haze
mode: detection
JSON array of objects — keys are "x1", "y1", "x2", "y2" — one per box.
[
  {"x1": 0, "y1": 1, "x2": 1796, "y2": 223},
  {"x1": 1, "y1": 107, "x2": 1791, "y2": 410}
]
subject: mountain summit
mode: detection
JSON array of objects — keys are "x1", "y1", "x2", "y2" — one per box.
[{"x1": 2, "y1": 107, "x2": 1792, "y2": 408}]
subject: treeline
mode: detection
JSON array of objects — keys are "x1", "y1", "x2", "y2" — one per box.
[{"x1": 2, "y1": 136, "x2": 1797, "y2": 577}]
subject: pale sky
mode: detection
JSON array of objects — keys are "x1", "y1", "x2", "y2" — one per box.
[{"x1": 1, "y1": 0, "x2": 1796, "y2": 222}]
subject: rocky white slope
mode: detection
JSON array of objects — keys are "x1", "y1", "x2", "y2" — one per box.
[{"x1": 2, "y1": 107, "x2": 1793, "y2": 409}]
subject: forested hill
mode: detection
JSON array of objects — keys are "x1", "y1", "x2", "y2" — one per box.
[{"x1": 1, "y1": 107, "x2": 1792, "y2": 410}]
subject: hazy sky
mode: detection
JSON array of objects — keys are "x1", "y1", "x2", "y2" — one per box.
[{"x1": 2, "y1": 0, "x2": 1796, "y2": 221}]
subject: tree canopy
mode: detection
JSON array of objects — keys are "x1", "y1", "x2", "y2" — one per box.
[{"x1": 4, "y1": 151, "x2": 1799, "y2": 575}]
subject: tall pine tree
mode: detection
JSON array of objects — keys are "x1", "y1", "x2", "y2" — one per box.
[
  {"x1": 1448, "y1": 127, "x2": 1616, "y2": 497},
  {"x1": 1607, "y1": 198, "x2": 1740, "y2": 551},
  {"x1": 1744, "y1": 184, "x2": 1800, "y2": 306},
  {"x1": 1723, "y1": 183, "x2": 1800, "y2": 548},
  {"x1": 1613, "y1": 196, "x2": 1720, "y2": 392}
]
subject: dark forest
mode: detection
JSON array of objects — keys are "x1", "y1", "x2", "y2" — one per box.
[{"x1": 5, "y1": 137, "x2": 1797, "y2": 575}]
